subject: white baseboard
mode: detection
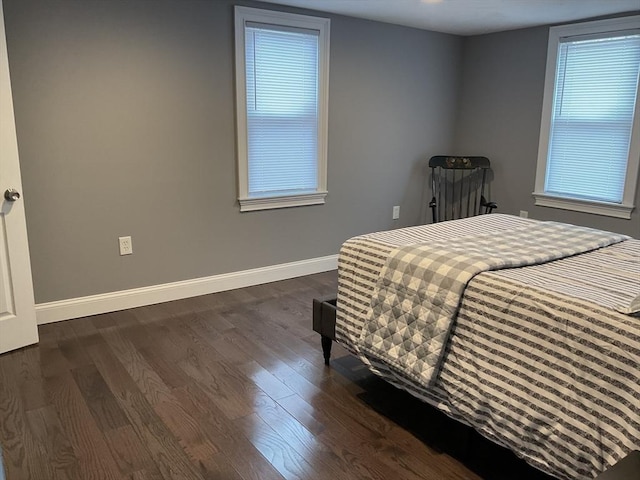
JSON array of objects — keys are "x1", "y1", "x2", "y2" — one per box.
[{"x1": 36, "y1": 254, "x2": 338, "y2": 325}]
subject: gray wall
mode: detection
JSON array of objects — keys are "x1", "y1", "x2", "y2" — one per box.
[
  {"x1": 454, "y1": 25, "x2": 640, "y2": 237},
  {"x1": 4, "y1": 0, "x2": 462, "y2": 303}
]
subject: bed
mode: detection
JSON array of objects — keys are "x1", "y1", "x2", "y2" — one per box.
[{"x1": 323, "y1": 214, "x2": 640, "y2": 480}]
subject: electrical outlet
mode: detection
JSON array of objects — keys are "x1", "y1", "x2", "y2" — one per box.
[
  {"x1": 392, "y1": 205, "x2": 400, "y2": 220},
  {"x1": 118, "y1": 236, "x2": 133, "y2": 255},
  {"x1": 519, "y1": 210, "x2": 529, "y2": 218}
]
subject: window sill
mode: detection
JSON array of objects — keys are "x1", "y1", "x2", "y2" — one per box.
[
  {"x1": 239, "y1": 191, "x2": 327, "y2": 212},
  {"x1": 532, "y1": 192, "x2": 634, "y2": 219}
]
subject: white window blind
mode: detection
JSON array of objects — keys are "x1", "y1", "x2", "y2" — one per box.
[
  {"x1": 545, "y1": 33, "x2": 640, "y2": 204},
  {"x1": 245, "y1": 24, "x2": 319, "y2": 197},
  {"x1": 235, "y1": 7, "x2": 329, "y2": 212}
]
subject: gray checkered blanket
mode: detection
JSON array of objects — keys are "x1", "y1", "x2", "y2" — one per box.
[{"x1": 360, "y1": 221, "x2": 629, "y2": 387}]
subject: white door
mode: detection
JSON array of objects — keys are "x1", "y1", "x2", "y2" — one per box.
[{"x1": 0, "y1": 0, "x2": 38, "y2": 355}]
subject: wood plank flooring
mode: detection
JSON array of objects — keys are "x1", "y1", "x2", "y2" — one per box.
[{"x1": 0, "y1": 272, "x2": 550, "y2": 480}]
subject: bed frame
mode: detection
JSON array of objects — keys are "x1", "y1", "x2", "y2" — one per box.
[{"x1": 312, "y1": 296, "x2": 337, "y2": 365}]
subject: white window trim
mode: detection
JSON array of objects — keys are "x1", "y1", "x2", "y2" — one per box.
[
  {"x1": 533, "y1": 16, "x2": 640, "y2": 220},
  {"x1": 234, "y1": 6, "x2": 330, "y2": 212}
]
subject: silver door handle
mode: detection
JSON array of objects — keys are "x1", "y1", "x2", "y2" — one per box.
[{"x1": 4, "y1": 189, "x2": 20, "y2": 202}]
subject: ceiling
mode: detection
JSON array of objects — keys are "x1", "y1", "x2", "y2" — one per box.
[{"x1": 258, "y1": 0, "x2": 640, "y2": 36}]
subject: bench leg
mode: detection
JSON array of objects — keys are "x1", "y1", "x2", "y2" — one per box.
[{"x1": 321, "y1": 335, "x2": 332, "y2": 366}]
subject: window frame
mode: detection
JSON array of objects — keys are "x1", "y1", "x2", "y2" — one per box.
[
  {"x1": 533, "y1": 16, "x2": 640, "y2": 219},
  {"x1": 234, "y1": 6, "x2": 330, "y2": 212}
]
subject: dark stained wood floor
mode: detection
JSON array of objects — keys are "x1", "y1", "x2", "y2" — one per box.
[{"x1": 0, "y1": 272, "x2": 552, "y2": 480}]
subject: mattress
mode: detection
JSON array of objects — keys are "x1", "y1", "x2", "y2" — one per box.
[{"x1": 336, "y1": 214, "x2": 640, "y2": 480}]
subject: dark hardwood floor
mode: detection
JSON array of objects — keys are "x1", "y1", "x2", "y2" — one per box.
[{"x1": 0, "y1": 272, "x2": 552, "y2": 480}]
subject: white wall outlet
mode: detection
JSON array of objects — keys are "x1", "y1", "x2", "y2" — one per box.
[
  {"x1": 519, "y1": 210, "x2": 529, "y2": 218},
  {"x1": 392, "y1": 205, "x2": 400, "y2": 220},
  {"x1": 118, "y1": 236, "x2": 133, "y2": 255}
]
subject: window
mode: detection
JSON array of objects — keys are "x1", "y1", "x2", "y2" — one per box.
[
  {"x1": 534, "y1": 16, "x2": 640, "y2": 219},
  {"x1": 234, "y1": 7, "x2": 330, "y2": 212}
]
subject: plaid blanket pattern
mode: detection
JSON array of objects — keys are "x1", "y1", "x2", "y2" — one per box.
[{"x1": 360, "y1": 221, "x2": 629, "y2": 387}]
